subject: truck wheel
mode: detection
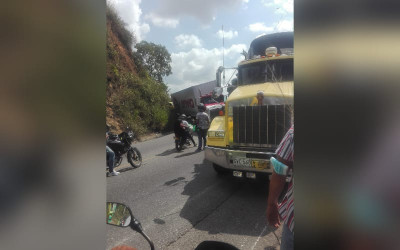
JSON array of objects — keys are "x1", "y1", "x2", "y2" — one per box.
[{"x1": 213, "y1": 164, "x2": 227, "y2": 175}]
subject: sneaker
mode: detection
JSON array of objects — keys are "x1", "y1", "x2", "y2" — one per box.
[
  {"x1": 110, "y1": 171, "x2": 120, "y2": 176},
  {"x1": 195, "y1": 148, "x2": 202, "y2": 152}
]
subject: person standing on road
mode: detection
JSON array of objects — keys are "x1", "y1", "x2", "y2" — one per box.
[
  {"x1": 106, "y1": 133, "x2": 120, "y2": 176},
  {"x1": 267, "y1": 125, "x2": 294, "y2": 250},
  {"x1": 195, "y1": 104, "x2": 210, "y2": 151}
]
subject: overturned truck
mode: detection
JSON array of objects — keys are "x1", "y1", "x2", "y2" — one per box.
[{"x1": 171, "y1": 80, "x2": 225, "y2": 120}]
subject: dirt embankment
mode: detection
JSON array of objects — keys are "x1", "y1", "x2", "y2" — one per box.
[{"x1": 106, "y1": 19, "x2": 137, "y2": 134}]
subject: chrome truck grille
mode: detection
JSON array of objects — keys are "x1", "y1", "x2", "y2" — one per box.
[{"x1": 232, "y1": 105, "x2": 292, "y2": 147}]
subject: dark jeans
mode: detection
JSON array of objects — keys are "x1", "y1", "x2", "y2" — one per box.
[
  {"x1": 185, "y1": 131, "x2": 196, "y2": 145},
  {"x1": 106, "y1": 146, "x2": 115, "y2": 173},
  {"x1": 197, "y1": 128, "x2": 207, "y2": 149},
  {"x1": 281, "y1": 223, "x2": 294, "y2": 250}
]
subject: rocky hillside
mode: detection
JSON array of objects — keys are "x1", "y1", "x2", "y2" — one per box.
[{"x1": 106, "y1": 6, "x2": 170, "y2": 136}]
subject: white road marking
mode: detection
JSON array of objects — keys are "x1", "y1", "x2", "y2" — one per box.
[{"x1": 251, "y1": 225, "x2": 267, "y2": 250}]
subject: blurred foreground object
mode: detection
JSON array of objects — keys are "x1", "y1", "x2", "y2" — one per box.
[
  {"x1": 0, "y1": 0, "x2": 105, "y2": 249},
  {"x1": 295, "y1": 0, "x2": 400, "y2": 249}
]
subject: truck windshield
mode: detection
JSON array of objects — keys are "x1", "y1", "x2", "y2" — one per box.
[
  {"x1": 200, "y1": 96, "x2": 217, "y2": 104},
  {"x1": 238, "y1": 58, "x2": 293, "y2": 86}
]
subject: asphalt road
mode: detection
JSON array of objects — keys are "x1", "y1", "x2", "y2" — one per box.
[{"x1": 106, "y1": 133, "x2": 282, "y2": 250}]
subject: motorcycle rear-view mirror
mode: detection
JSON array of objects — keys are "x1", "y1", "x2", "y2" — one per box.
[{"x1": 106, "y1": 202, "x2": 132, "y2": 227}]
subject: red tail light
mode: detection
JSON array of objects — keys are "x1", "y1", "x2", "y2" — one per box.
[{"x1": 219, "y1": 110, "x2": 224, "y2": 116}]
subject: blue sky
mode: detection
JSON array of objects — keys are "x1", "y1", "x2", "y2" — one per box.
[{"x1": 107, "y1": 0, "x2": 293, "y2": 93}]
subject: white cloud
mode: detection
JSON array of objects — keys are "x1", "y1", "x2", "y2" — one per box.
[
  {"x1": 216, "y1": 29, "x2": 239, "y2": 40},
  {"x1": 107, "y1": 0, "x2": 149, "y2": 42},
  {"x1": 248, "y1": 22, "x2": 274, "y2": 33},
  {"x1": 144, "y1": 13, "x2": 179, "y2": 28},
  {"x1": 248, "y1": 19, "x2": 293, "y2": 35},
  {"x1": 174, "y1": 34, "x2": 202, "y2": 49},
  {"x1": 262, "y1": 0, "x2": 293, "y2": 14},
  {"x1": 276, "y1": 19, "x2": 293, "y2": 32},
  {"x1": 153, "y1": 0, "x2": 245, "y2": 24},
  {"x1": 165, "y1": 44, "x2": 247, "y2": 93}
]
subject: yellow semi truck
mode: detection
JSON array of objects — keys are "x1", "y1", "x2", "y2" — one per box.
[{"x1": 205, "y1": 32, "x2": 293, "y2": 179}]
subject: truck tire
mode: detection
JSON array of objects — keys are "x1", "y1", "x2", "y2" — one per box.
[{"x1": 213, "y1": 163, "x2": 227, "y2": 175}]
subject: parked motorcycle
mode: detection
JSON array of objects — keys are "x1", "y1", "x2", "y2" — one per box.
[
  {"x1": 106, "y1": 202, "x2": 240, "y2": 250},
  {"x1": 107, "y1": 129, "x2": 142, "y2": 168}
]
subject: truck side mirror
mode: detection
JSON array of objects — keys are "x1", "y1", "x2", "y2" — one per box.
[
  {"x1": 216, "y1": 66, "x2": 224, "y2": 87},
  {"x1": 231, "y1": 78, "x2": 238, "y2": 86}
]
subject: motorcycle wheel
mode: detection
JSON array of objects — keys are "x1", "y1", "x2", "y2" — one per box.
[
  {"x1": 175, "y1": 138, "x2": 183, "y2": 151},
  {"x1": 127, "y1": 147, "x2": 142, "y2": 168}
]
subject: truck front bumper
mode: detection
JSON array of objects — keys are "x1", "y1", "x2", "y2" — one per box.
[{"x1": 204, "y1": 146, "x2": 275, "y2": 174}]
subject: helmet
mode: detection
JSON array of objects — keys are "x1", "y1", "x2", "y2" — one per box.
[
  {"x1": 179, "y1": 114, "x2": 186, "y2": 120},
  {"x1": 198, "y1": 103, "x2": 206, "y2": 112}
]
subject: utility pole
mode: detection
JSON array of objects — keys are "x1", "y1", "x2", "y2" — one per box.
[{"x1": 222, "y1": 25, "x2": 225, "y2": 87}]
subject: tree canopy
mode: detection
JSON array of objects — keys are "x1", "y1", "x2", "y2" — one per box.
[{"x1": 134, "y1": 41, "x2": 172, "y2": 83}]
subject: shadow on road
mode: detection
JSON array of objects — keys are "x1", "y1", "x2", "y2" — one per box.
[
  {"x1": 179, "y1": 159, "x2": 274, "y2": 238},
  {"x1": 164, "y1": 177, "x2": 187, "y2": 186},
  {"x1": 156, "y1": 148, "x2": 179, "y2": 156},
  {"x1": 157, "y1": 146, "x2": 198, "y2": 158},
  {"x1": 174, "y1": 150, "x2": 200, "y2": 159},
  {"x1": 106, "y1": 165, "x2": 136, "y2": 177}
]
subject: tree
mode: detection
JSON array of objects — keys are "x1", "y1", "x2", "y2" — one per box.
[{"x1": 134, "y1": 41, "x2": 172, "y2": 83}]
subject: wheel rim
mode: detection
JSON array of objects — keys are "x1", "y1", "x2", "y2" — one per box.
[{"x1": 128, "y1": 149, "x2": 142, "y2": 167}]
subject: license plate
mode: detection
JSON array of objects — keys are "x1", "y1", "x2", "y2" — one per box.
[
  {"x1": 251, "y1": 160, "x2": 269, "y2": 170},
  {"x1": 233, "y1": 158, "x2": 251, "y2": 168}
]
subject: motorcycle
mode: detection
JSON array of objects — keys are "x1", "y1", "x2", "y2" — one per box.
[
  {"x1": 174, "y1": 120, "x2": 197, "y2": 151},
  {"x1": 174, "y1": 133, "x2": 192, "y2": 151},
  {"x1": 107, "y1": 129, "x2": 142, "y2": 169},
  {"x1": 106, "y1": 202, "x2": 240, "y2": 250}
]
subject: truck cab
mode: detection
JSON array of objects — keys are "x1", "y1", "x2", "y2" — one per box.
[{"x1": 205, "y1": 32, "x2": 293, "y2": 179}]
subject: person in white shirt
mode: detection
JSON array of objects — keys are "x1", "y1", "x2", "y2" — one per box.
[{"x1": 195, "y1": 104, "x2": 210, "y2": 151}]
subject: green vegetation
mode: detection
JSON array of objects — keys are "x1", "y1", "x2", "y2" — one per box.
[
  {"x1": 110, "y1": 73, "x2": 170, "y2": 134},
  {"x1": 134, "y1": 41, "x2": 172, "y2": 83},
  {"x1": 106, "y1": 5, "x2": 171, "y2": 136}
]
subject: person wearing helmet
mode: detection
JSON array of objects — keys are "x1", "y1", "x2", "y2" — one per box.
[
  {"x1": 195, "y1": 104, "x2": 210, "y2": 151},
  {"x1": 174, "y1": 113, "x2": 185, "y2": 138},
  {"x1": 174, "y1": 113, "x2": 188, "y2": 150},
  {"x1": 180, "y1": 114, "x2": 196, "y2": 147}
]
